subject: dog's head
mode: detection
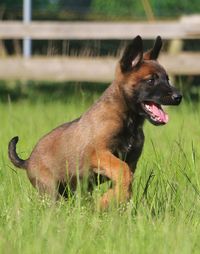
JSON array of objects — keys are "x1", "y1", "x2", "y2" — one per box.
[{"x1": 116, "y1": 36, "x2": 182, "y2": 126}]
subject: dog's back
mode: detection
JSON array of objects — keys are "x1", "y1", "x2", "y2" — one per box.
[{"x1": 8, "y1": 36, "x2": 182, "y2": 208}]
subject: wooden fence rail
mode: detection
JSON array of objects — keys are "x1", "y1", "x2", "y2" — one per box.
[
  {"x1": 0, "y1": 15, "x2": 200, "y2": 81},
  {"x1": 0, "y1": 54, "x2": 199, "y2": 82},
  {"x1": 0, "y1": 16, "x2": 200, "y2": 39}
]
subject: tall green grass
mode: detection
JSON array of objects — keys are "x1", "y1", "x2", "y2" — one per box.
[{"x1": 0, "y1": 89, "x2": 200, "y2": 254}]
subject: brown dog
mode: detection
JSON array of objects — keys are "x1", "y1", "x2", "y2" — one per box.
[{"x1": 8, "y1": 36, "x2": 182, "y2": 209}]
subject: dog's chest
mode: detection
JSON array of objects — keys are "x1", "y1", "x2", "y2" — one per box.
[{"x1": 112, "y1": 116, "x2": 144, "y2": 161}]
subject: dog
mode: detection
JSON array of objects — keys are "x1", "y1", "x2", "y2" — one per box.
[{"x1": 8, "y1": 36, "x2": 182, "y2": 209}]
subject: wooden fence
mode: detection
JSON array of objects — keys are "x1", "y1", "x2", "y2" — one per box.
[{"x1": 0, "y1": 15, "x2": 200, "y2": 82}]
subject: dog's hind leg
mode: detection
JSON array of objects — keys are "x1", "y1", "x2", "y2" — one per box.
[
  {"x1": 28, "y1": 168, "x2": 59, "y2": 201},
  {"x1": 36, "y1": 180, "x2": 58, "y2": 201},
  {"x1": 91, "y1": 150, "x2": 133, "y2": 210},
  {"x1": 30, "y1": 177, "x2": 58, "y2": 201}
]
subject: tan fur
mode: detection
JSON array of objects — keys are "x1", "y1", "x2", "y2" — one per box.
[{"x1": 9, "y1": 36, "x2": 178, "y2": 210}]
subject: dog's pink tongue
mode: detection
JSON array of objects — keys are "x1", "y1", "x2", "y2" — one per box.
[{"x1": 150, "y1": 102, "x2": 169, "y2": 123}]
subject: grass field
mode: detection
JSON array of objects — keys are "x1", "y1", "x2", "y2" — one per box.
[{"x1": 0, "y1": 85, "x2": 200, "y2": 254}]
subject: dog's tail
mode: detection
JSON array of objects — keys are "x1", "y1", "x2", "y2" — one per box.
[{"x1": 8, "y1": 136, "x2": 28, "y2": 170}]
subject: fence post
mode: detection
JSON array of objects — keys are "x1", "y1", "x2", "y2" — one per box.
[{"x1": 23, "y1": 0, "x2": 32, "y2": 58}]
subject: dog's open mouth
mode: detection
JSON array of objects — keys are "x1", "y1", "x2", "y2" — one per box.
[{"x1": 141, "y1": 101, "x2": 169, "y2": 125}]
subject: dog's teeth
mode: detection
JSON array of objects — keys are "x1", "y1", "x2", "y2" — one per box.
[{"x1": 145, "y1": 104, "x2": 151, "y2": 112}]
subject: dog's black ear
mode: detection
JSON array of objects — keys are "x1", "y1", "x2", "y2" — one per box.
[
  {"x1": 144, "y1": 36, "x2": 162, "y2": 60},
  {"x1": 120, "y1": 35, "x2": 143, "y2": 73}
]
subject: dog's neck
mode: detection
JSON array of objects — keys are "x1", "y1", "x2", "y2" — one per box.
[
  {"x1": 108, "y1": 81, "x2": 145, "y2": 129},
  {"x1": 103, "y1": 82, "x2": 145, "y2": 163}
]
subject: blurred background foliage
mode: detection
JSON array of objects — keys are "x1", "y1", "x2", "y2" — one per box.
[
  {"x1": 1, "y1": 0, "x2": 200, "y2": 20},
  {"x1": 0, "y1": 0, "x2": 199, "y2": 100}
]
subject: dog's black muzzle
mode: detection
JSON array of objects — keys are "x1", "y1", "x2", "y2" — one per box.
[
  {"x1": 171, "y1": 91, "x2": 182, "y2": 105},
  {"x1": 161, "y1": 89, "x2": 182, "y2": 106},
  {"x1": 155, "y1": 85, "x2": 182, "y2": 106}
]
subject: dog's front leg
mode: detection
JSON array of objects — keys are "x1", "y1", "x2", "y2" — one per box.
[{"x1": 91, "y1": 150, "x2": 133, "y2": 210}]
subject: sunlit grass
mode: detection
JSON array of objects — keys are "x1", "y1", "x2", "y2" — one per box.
[{"x1": 0, "y1": 90, "x2": 200, "y2": 254}]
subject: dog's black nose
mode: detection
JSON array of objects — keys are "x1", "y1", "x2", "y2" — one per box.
[{"x1": 172, "y1": 93, "x2": 182, "y2": 104}]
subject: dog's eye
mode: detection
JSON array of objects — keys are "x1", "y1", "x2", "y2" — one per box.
[{"x1": 146, "y1": 78, "x2": 155, "y2": 86}]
